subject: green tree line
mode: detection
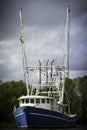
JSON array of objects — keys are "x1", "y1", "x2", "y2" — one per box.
[
  {"x1": 0, "y1": 76, "x2": 87, "y2": 127},
  {"x1": 65, "y1": 76, "x2": 87, "y2": 123}
]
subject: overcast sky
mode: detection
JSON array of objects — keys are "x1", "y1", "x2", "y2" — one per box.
[{"x1": 0, "y1": 0, "x2": 87, "y2": 82}]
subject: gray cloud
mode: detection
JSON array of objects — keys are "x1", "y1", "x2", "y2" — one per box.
[
  {"x1": 0, "y1": 0, "x2": 87, "y2": 81},
  {"x1": 71, "y1": 0, "x2": 87, "y2": 18}
]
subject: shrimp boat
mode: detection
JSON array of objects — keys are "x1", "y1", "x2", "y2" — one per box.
[{"x1": 14, "y1": 3, "x2": 78, "y2": 128}]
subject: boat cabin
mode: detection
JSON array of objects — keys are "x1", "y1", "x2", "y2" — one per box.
[
  {"x1": 18, "y1": 95, "x2": 63, "y2": 112},
  {"x1": 18, "y1": 95, "x2": 54, "y2": 110}
]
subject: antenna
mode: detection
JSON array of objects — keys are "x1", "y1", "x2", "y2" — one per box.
[{"x1": 19, "y1": 9, "x2": 29, "y2": 95}]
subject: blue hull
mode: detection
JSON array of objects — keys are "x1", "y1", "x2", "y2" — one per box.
[{"x1": 14, "y1": 106, "x2": 78, "y2": 128}]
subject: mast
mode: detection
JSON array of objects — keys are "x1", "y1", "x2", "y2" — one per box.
[
  {"x1": 19, "y1": 9, "x2": 29, "y2": 95},
  {"x1": 64, "y1": 1, "x2": 71, "y2": 114},
  {"x1": 65, "y1": 1, "x2": 70, "y2": 78},
  {"x1": 58, "y1": 1, "x2": 70, "y2": 106}
]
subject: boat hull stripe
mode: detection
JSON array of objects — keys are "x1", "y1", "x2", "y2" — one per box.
[
  {"x1": 30, "y1": 112, "x2": 77, "y2": 122},
  {"x1": 15, "y1": 112, "x2": 24, "y2": 118}
]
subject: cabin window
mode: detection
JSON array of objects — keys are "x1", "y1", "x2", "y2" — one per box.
[
  {"x1": 22, "y1": 99, "x2": 24, "y2": 103},
  {"x1": 36, "y1": 99, "x2": 40, "y2": 103},
  {"x1": 42, "y1": 99, "x2": 45, "y2": 103},
  {"x1": 30, "y1": 99, "x2": 34, "y2": 103},
  {"x1": 26, "y1": 99, "x2": 29, "y2": 103},
  {"x1": 47, "y1": 99, "x2": 50, "y2": 103}
]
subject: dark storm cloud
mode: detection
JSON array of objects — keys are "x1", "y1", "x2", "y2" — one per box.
[
  {"x1": 23, "y1": 0, "x2": 66, "y2": 26},
  {"x1": 71, "y1": 0, "x2": 87, "y2": 18},
  {"x1": 0, "y1": 0, "x2": 67, "y2": 40},
  {"x1": 0, "y1": 0, "x2": 20, "y2": 40},
  {"x1": 0, "y1": 0, "x2": 87, "y2": 39},
  {"x1": 0, "y1": 0, "x2": 87, "y2": 81}
]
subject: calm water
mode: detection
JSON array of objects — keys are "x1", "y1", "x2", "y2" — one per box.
[{"x1": 2, "y1": 125, "x2": 87, "y2": 130}]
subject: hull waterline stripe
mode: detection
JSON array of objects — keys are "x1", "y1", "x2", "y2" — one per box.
[
  {"x1": 30, "y1": 112, "x2": 77, "y2": 122},
  {"x1": 15, "y1": 112, "x2": 24, "y2": 118}
]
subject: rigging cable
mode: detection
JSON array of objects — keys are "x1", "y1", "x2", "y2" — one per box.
[{"x1": 55, "y1": 19, "x2": 66, "y2": 65}]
